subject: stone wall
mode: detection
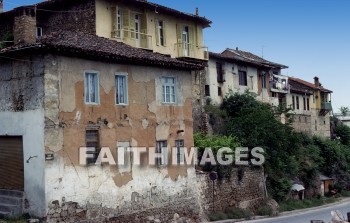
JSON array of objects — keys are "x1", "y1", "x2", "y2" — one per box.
[
  {"x1": 197, "y1": 167, "x2": 266, "y2": 213},
  {"x1": 36, "y1": 0, "x2": 96, "y2": 35},
  {"x1": 13, "y1": 8, "x2": 36, "y2": 44}
]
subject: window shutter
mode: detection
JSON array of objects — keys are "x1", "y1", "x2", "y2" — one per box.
[
  {"x1": 141, "y1": 13, "x2": 147, "y2": 33},
  {"x1": 189, "y1": 26, "x2": 195, "y2": 45},
  {"x1": 176, "y1": 24, "x2": 182, "y2": 44},
  {"x1": 155, "y1": 19, "x2": 159, "y2": 46},
  {"x1": 196, "y1": 25, "x2": 202, "y2": 47},
  {"x1": 163, "y1": 21, "x2": 167, "y2": 46},
  {"x1": 122, "y1": 8, "x2": 130, "y2": 30},
  {"x1": 161, "y1": 147, "x2": 168, "y2": 165},
  {"x1": 111, "y1": 6, "x2": 117, "y2": 31}
]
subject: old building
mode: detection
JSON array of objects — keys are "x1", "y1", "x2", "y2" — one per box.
[
  {"x1": 288, "y1": 76, "x2": 332, "y2": 137},
  {"x1": 0, "y1": 0, "x2": 214, "y2": 221}
]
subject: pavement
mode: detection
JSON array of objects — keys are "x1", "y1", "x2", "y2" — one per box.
[{"x1": 212, "y1": 197, "x2": 350, "y2": 223}]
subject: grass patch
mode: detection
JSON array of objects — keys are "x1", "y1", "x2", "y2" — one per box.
[
  {"x1": 255, "y1": 204, "x2": 273, "y2": 216},
  {"x1": 341, "y1": 190, "x2": 350, "y2": 197},
  {"x1": 208, "y1": 208, "x2": 253, "y2": 221},
  {"x1": 0, "y1": 214, "x2": 30, "y2": 223},
  {"x1": 279, "y1": 197, "x2": 337, "y2": 212}
]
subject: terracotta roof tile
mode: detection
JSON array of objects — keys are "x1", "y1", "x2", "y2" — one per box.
[
  {"x1": 289, "y1": 77, "x2": 332, "y2": 93},
  {"x1": 0, "y1": 31, "x2": 204, "y2": 70}
]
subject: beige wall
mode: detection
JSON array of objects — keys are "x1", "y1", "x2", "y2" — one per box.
[
  {"x1": 44, "y1": 55, "x2": 200, "y2": 220},
  {"x1": 95, "y1": 0, "x2": 207, "y2": 60}
]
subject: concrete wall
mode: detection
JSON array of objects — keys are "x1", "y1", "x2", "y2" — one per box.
[
  {"x1": 0, "y1": 56, "x2": 46, "y2": 217},
  {"x1": 43, "y1": 55, "x2": 203, "y2": 222},
  {"x1": 95, "y1": 0, "x2": 207, "y2": 59}
]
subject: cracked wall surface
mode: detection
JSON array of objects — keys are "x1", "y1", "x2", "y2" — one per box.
[
  {"x1": 43, "y1": 55, "x2": 202, "y2": 222},
  {"x1": 0, "y1": 56, "x2": 46, "y2": 217}
]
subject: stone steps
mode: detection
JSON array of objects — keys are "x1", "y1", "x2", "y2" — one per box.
[{"x1": 0, "y1": 190, "x2": 24, "y2": 218}]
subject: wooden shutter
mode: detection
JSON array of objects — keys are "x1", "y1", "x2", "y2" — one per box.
[
  {"x1": 189, "y1": 26, "x2": 195, "y2": 45},
  {"x1": 162, "y1": 21, "x2": 167, "y2": 46},
  {"x1": 0, "y1": 136, "x2": 24, "y2": 190},
  {"x1": 140, "y1": 13, "x2": 147, "y2": 33},
  {"x1": 155, "y1": 19, "x2": 159, "y2": 46},
  {"x1": 176, "y1": 24, "x2": 182, "y2": 44},
  {"x1": 111, "y1": 6, "x2": 117, "y2": 31}
]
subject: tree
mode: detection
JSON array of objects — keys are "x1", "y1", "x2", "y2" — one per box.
[{"x1": 340, "y1": 106, "x2": 350, "y2": 116}]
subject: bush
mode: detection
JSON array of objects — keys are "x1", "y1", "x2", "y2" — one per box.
[
  {"x1": 208, "y1": 211, "x2": 227, "y2": 221},
  {"x1": 255, "y1": 205, "x2": 273, "y2": 216}
]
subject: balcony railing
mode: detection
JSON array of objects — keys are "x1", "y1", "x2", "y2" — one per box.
[
  {"x1": 321, "y1": 102, "x2": 332, "y2": 111},
  {"x1": 112, "y1": 29, "x2": 153, "y2": 50},
  {"x1": 175, "y1": 42, "x2": 208, "y2": 60}
]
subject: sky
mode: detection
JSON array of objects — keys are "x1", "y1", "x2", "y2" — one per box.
[{"x1": 3, "y1": 0, "x2": 350, "y2": 111}]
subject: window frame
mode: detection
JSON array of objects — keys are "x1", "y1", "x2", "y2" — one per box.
[
  {"x1": 156, "y1": 140, "x2": 168, "y2": 166},
  {"x1": 36, "y1": 27, "x2": 43, "y2": 37},
  {"x1": 292, "y1": 96, "x2": 295, "y2": 110},
  {"x1": 204, "y1": 85, "x2": 210, "y2": 96},
  {"x1": 216, "y1": 62, "x2": 224, "y2": 83},
  {"x1": 175, "y1": 140, "x2": 184, "y2": 165},
  {"x1": 84, "y1": 71, "x2": 100, "y2": 105},
  {"x1": 115, "y1": 72, "x2": 129, "y2": 105},
  {"x1": 238, "y1": 70, "x2": 248, "y2": 86},
  {"x1": 296, "y1": 96, "x2": 300, "y2": 110},
  {"x1": 117, "y1": 8, "x2": 122, "y2": 31},
  {"x1": 85, "y1": 129, "x2": 101, "y2": 165},
  {"x1": 161, "y1": 76, "x2": 177, "y2": 104},
  {"x1": 157, "y1": 20, "x2": 165, "y2": 46},
  {"x1": 218, "y1": 87, "x2": 222, "y2": 96},
  {"x1": 261, "y1": 72, "x2": 267, "y2": 89}
]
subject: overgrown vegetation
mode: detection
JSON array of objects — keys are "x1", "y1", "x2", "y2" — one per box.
[
  {"x1": 196, "y1": 91, "x2": 350, "y2": 203},
  {"x1": 0, "y1": 32, "x2": 14, "y2": 49},
  {"x1": 208, "y1": 208, "x2": 253, "y2": 221},
  {"x1": 279, "y1": 197, "x2": 337, "y2": 212}
]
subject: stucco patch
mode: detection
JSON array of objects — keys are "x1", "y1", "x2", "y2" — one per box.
[{"x1": 113, "y1": 172, "x2": 133, "y2": 187}]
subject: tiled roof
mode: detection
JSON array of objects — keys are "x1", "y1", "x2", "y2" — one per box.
[
  {"x1": 1, "y1": 0, "x2": 211, "y2": 27},
  {"x1": 289, "y1": 77, "x2": 332, "y2": 93},
  {"x1": 209, "y1": 48, "x2": 288, "y2": 69},
  {"x1": 0, "y1": 31, "x2": 204, "y2": 70}
]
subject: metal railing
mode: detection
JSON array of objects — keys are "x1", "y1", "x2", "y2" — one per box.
[
  {"x1": 321, "y1": 102, "x2": 332, "y2": 111},
  {"x1": 112, "y1": 29, "x2": 153, "y2": 50},
  {"x1": 175, "y1": 42, "x2": 208, "y2": 60}
]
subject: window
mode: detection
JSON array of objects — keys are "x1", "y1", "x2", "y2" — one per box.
[
  {"x1": 162, "y1": 77, "x2": 176, "y2": 103},
  {"x1": 115, "y1": 74, "x2": 128, "y2": 105},
  {"x1": 157, "y1": 20, "x2": 165, "y2": 46},
  {"x1": 216, "y1": 62, "x2": 224, "y2": 83},
  {"x1": 296, "y1": 96, "x2": 299, "y2": 110},
  {"x1": 156, "y1": 140, "x2": 168, "y2": 166},
  {"x1": 205, "y1": 85, "x2": 210, "y2": 96},
  {"x1": 36, "y1": 27, "x2": 42, "y2": 37},
  {"x1": 239, "y1": 70, "x2": 247, "y2": 86},
  {"x1": 218, "y1": 87, "x2": 222, "y2": 96},
  {"x1": 117, "y1": 9, "x2": 122, "y2": 31},
  {"x1": 292, "y1": 96, "x2": 295, "y2": 110},
  {"x1": 303, "y1": 97, "x2": 306, "y2": 110},
  {"x1": 307, "y1": 98, "x2": 310, "y2": 111},
  {"x1": 261, "y1": 72, "x2": 267, "y2": 89},
  {"x1": 84, "y1": 72, "x2": 99, "y2": 104},
  {"x1": 305, "y1": 117, "x2": 307, "y2": 123},
  {"x1": 85, "y1": 130, "x2": 100, "y2": 164},
  {"x1": 272, "y1": 92, "x2": 277, "y2": 98},
  {"x1": 175, "y1": 140, "x2": 184, "y2": 164}
]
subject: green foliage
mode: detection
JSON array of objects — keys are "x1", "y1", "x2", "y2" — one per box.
[
  {"x1": 335, "y1": 124, "x2": 350, "y2": 146},
  {"x1": 209, "y1": 208, "x2": 253, "y2": 221},
  {"x1": 0, "y1": 32, "x2": 14, "y2": 49},
  {"x1": 255, "y1": 205, "x2": 273, "y2": 216},
  {"x1": 279, "y1": 197, "x2": 337, "y2": 212},
  {"x1": 194, "y1": 133, "x2": 240, "y2": 179},
  {"x1": 340, "y1": 106, "x2": 350, "y2": 116}
]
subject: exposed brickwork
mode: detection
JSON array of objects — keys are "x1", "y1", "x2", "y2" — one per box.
[
  {"x1": 197, "y1": 167, "x2": 266, "y2": 213},
  {"x1": 36, "y1": 0, "x2": 96, "y2": 35}
]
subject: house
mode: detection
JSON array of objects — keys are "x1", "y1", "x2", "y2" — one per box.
[
  {"x1": 0, "y1": 0, "x2": 211, "y2": 221},
  {"x1": 288, "y1": 77, "x2": 333, "y2": 138},
  {"x1": 319, "y1": 174, "x2": 334, "y2": 196},
  {"x1": 192, "y1": 48, "x2": 288, "y2": 132},
  {"x1": 203, "y1": 48, "x2": 288, "y2": 106},
  {"x1": 334, "y1": 113, "x2": 350, "y2": 127}
]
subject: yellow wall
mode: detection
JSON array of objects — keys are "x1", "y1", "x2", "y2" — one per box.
[{"x1": 95, "y1": 0, "x2": 207, "y2": 60}]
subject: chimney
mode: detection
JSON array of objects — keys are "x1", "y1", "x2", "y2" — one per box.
[
  {"x1": 0, "y1": 0, "x2": 3, "y2": 13},
  {"x1": 195, "y1": 7, "x2": 199, "y2": 16},
  {"x1": 314, "y1": 76, "x2": 320, "y2": 87},
  {"x1": 13, "y1": 7, "x2": 37, "y2": 44},
  {"x1": 236, "y1": 47, "x2": 238, "y2": 50}
]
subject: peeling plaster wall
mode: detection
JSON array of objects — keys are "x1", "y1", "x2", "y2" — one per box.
[
  {"x1": 0, "y1": 57, "x2": 46, "y2": 217},
  {"x1": 43, "y1": 56, "x2": 202, "y2": 222}
]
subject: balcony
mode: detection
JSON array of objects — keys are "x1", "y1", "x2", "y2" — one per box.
[
  {"x1": 175, "y1": 42, "x2": 208, "y2": 61},
  {"x1": 320, "y1": 102, "x2": 332, "y2": 116},
  {"x1": 112, "y1": 29, "x2": 153, "y2": 51}
]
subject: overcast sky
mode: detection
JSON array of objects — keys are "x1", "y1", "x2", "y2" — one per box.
[{"x1": 4, "y1": 0, "x2": 350, "y2": 111}]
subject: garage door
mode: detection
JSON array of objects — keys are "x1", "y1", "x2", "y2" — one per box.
[{"x1": 0, "y1": 136, "x2": 24, "y2": 191}]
